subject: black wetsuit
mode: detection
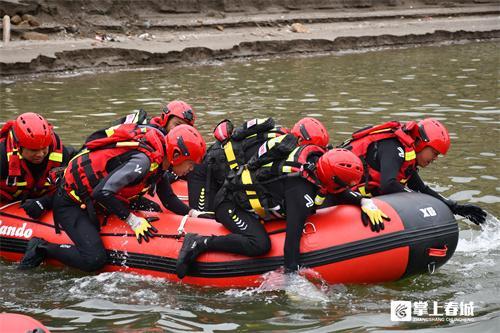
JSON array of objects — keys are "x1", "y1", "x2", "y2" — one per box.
[
  {"x1": 46, "y1": 151, "x2": 190, "y2": 272},
  {"x1": 365, "y1": 138, "x2": 446, "y2": 200},
  {"x1": 0, "y1": 141, "x2": 76, "y2": 204},
  {"x1": 206, "y1": 177, "x2": 362, "y2": 271}
]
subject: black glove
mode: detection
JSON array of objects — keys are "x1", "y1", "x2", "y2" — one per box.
[
  {"x1": 129, "y1": 196, "x2": 162, "y2": 212},
  {"x1": 21, "y1": 199, "x2": 46, "y2": 219},
  {"x1": 451, "y1": 203, "x2": 487, "y2": 225}
]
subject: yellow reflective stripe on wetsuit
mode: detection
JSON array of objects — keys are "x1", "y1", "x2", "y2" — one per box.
[
  {"x1": 241, "y1": 168, "x2": 266, "y2": 217},
  {"x1": 48, "y1": 151, "x2": 63, "y2": 163},
  {"x1": 358, "y1": 186, "x2": 373, "y2": 197},
  {"x1": 405, "y1": 150, "x2": 416, "y2": 161}
]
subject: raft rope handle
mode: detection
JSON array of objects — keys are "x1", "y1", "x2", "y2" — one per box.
[
  {"x1": 303, "y1": 221, "x2": 316, "y2": 235},
  {"x1": 177, "y1": 214, "x2": 189, "y2": 238}
]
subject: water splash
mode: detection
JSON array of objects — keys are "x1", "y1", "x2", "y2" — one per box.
[
  {"x1": 456, "y1": 214, "x2": 500, "y2": 254},
  {"x1": 224, "y1": 268, "x2": 330, "y2": 304}
]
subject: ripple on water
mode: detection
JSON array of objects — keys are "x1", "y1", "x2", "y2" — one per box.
[
  {"x1": 88, "y1": 112, "x2": 118, "y2": 117},
  {"x1": 449, "y1": 176, "x2": 477, "y2": 183},
  {"x1": 479, "y1": 152, "x2": 496, "y2": 157}
]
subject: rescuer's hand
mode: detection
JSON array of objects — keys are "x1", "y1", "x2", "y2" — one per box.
[
  {"x1": 360, "y1": 198, "x2": 390, "y2": 232},
  {"x1": 451, "y1": 203, "x2": 487, "y2": 225},
  {"x1": 21, "y1": 199, "x2": 46, "y2": 219},
  {"x1": 125, "y1": 214, "x2": 159, "y2": 243},
  {"x1": 189, "y1": 209, "x2": 215, "y2": 219}
]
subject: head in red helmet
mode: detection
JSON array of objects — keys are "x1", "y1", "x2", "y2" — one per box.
[
  {"x1": 291, "y1": 117, "x2": 329, "y2": 148},
  {"x1": 158, "y1": 100, "x2": 196, "y2": 132},
  {"x1": 411, "y1": 118, "x2": 451, "y2": 168},
  {"x1": 13, "y1": 112, "x2": 53, "y2": 164},
  {"x1": 165, "y1": 124, "x2": 206, "y2": 176},
  {"x1": 316, "y1": 148, "x2": 363, "y2": 193}
]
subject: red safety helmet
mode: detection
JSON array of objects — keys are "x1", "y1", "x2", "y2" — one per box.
[
  {"x1": 13, "y1": 112, "x2": 52, "y2": 150},
  {"x1": 166, "y1": 124, "x2": 206, "y2": 166},
  {"x1": 316, "y1": 148, "x2": 364, "y2": 193},
  {"x1": 291, "y1": 117, "x2": 329, "y2": 147},
  {"x1": 412, "y1": 118, "x2": 450, "y2": 155},
  {"x1": 159, "y1": 100, "x2": 196, "y2": 128}
]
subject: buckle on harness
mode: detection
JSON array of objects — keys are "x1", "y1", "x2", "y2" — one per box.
[{"x1": 177, "y1": 215, "x2": 189, "y2": 240}]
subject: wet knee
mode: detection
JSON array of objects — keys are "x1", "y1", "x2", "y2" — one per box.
[
  {"x1": 80, "y1": 249, "x2": 107, "y2": 272},
  {"x1": 246, "y1": 237, "x2": 271, "y2": 257}
]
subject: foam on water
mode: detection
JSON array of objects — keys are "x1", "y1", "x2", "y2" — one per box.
[
  {"x1": 224, "y1": 269, "x2": 330, "y2": 304},
  {"x1": 456, "y1": 215, "x2": 500, "y2": 254}
]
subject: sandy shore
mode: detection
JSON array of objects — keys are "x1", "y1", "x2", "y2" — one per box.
[{"x1": 1, "y1": 3, "x2": 499, "y2": 78}]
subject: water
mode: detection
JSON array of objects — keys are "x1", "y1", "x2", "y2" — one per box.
[{"x1": 1, "y1": 42, "x2": 499, "y2": 331}]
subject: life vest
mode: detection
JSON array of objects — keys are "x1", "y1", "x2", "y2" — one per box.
[
  {"x1": 0, "y1": 122, "x2": 63, "y2": 202},
  {"x1": 339, "y1": 121, "x2": 417, "y2": 196},
  {"x1": 205, "y1": 118, "x2": 288, "y2": 180},
  {"x1": 63, "y1": 124, "x2": 165, "y2": 213},
  {"x1": 226, "y1": 141, "x2": 326, "y2": 219}
]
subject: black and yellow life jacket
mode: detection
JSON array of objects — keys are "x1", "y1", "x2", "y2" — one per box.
[
  {"x1": 224, "y1": 140, "x2": 327, "y2": 219},
  {"x1": 204, "y1": 117, "x2": 289, "y2": 186}
]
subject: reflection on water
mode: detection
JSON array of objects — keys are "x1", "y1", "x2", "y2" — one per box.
[{"x1": 1, "y1": 41, "x2": 499, "y2": 332}]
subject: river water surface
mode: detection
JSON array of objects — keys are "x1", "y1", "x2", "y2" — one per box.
[{"x1": 1, "y1": 42, "x2": 499, "y2": 332}]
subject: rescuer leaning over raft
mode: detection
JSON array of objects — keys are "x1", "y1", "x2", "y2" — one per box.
[
  {"x1": 188, "y1": 116, "x2": 331, "y2": 213},
  {"x1": 17, "y1": 124, "x2": 210, "y2": 271},
  {"x1": 0, "y1": 112, "x2": 76, "y2": 218},
  {"x1": 177, "y1": 133, "x2": 391, "y2": 278},
  {"x1": 108, "y1": 100, "x2": 196, "y2": 134},
  {"x1": 340, "y1": 118, "x2": 487, "y2": 225}
]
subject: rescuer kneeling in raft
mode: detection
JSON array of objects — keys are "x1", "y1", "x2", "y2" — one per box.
[{"x1": 18, "y1": 124, "x2": 209, "y2": 271}]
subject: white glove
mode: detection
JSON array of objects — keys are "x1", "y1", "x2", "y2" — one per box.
[{"x1": 188, "y1": 209, "x2": 215, "y2": 219}]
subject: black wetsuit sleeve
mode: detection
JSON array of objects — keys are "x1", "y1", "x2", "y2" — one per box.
[
  {"x1": 335, "y1": 189, "x2": 363, "y2": 206},
  {"x1": 62, "y1": 145, "x2": 77, "y2": 165},
  {"x1": 92, "y1": 153, "x2": 151, "y2": 220},
  {"x1": 0, "y1": 141, "x2": 7, "y2": 180},
  {"x1": 157, "y1": 172, "x2": 191, "y2": 216},
  {"x1": 375, "y1": 139, "x2": 407, "y2": 194},
  {"x1": 283, "y1": 177, "x2": 317, "y2": 271},
  {"x1": 407, "y1": 169, "x2": 454, "y2": 206}
]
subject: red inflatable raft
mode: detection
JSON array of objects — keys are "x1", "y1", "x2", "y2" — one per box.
[
  {"x1": 0, "y1": 181, "x2": 458, "y2": 288},
  {"x1": 0, "y1": 313, "x2": 51, "y2": 333}
]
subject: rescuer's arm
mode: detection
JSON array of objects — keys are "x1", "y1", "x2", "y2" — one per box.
[
  {"x1": 283, "y1": 178, "x2": 317, "y2": 272},
  {"x1": 156, "y1": 173, "x2": 191, "y2": 216},
  {"x1": 407, "y1": 170, "x2": 487, "y2": 225},
  {"x1": 92, "y1": 152, "x2": 151, "y2": 219},
  {"x1": 376, "y1": 140, "x2": 407, "y2": 194}
]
